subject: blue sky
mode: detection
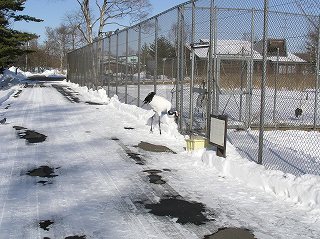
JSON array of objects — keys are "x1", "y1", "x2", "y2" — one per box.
[{"x1": 13, "y1": 0, "x2": 188, "y2": 43}]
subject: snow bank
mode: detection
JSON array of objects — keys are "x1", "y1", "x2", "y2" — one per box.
[
  {"x1": 1, "y1": 67, "x2": 26, "y2": 81},
  {"x1": 66, "y1": 81, "x2": 182, "y2": 139},
  {"x1": 198, "y1": 143, "x2": 320, "y2": 211},
  {"x1": 108, "y1": 95, "x2": 182, "y2": 139},
  {"x1": 65, "y1": 80, "x2": 320, "y2": 211},
  {"x1": 42, "y1": 69, "x2": 66, "y2": 77}
]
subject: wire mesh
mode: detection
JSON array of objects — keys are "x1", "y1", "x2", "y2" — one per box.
[{"x1": 67, "y1": 0, "x2": 320, "y2": 177}]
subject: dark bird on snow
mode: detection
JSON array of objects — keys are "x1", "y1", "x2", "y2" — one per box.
[
  {"x1": 142, "y1": 92, "x2": 178, "y2": 134},
  {"x1": 0, "y1": 117, "x2": 6, "y2": 124},
  {"x1": 295, "y1": 108, "x2": 302, "y2": 118}
]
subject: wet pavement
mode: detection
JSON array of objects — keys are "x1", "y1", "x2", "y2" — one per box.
[
  {"x1": 13, "y1": 126, "x2": 47, "y2": 143},
  {"x1": 144, "y1": 197, "x2": 213, "y2": 225},
  {"x1": 137, "y1": 141, "x2": 176, "y2": 153}
]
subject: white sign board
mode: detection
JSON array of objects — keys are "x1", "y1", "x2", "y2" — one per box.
[
  {"x1": 209, "y1": 115, "x2": 227, "y2": 158},
  {"x1": 209, "y1": 117, "x2": 226, "y2": 147}
]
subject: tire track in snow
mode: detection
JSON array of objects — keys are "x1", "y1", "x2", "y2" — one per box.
[{"x1": 0, "y1": 86, "x2": 42, "y2": 238}]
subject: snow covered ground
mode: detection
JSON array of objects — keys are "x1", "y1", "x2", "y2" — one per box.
[{"x1": 0, "y1": 68, "x2": 320, "y2": 238}]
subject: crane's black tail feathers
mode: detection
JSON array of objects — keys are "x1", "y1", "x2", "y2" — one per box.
[{"x1": 142, "y1": 92, "x2": 155, "y2": 106}]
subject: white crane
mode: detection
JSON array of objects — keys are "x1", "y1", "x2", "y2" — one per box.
[{"x1": 142, "y1": 92, "x2": 178, "y2": 134}]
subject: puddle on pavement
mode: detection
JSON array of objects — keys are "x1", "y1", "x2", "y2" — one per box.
[
  {"x1": 124, "y1": 127, "x2": 135, "y2": 130},
  {"x1": 204, "y1": 227, "x2": 256, "y2": 239},
  {"x1": 39, "y1": 220, "x2": 54, "y2": 231},
  {"x1": 137, "y1": 141, "x2": 176, "y2": 154},
  {"x1": 127, "y1": 152, "x2": 145, "y2": 165},
  {"x1": 13, "y1": 126, "x2": 47, "y2": 143},
  {"x1": 145, "y1": 197, "x2": 212, "y2": 225},
  {"x1": 26, "y1": 166, "x2": 58, "y2": 178}
]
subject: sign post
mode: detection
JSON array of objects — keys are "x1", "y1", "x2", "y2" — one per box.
[{"x1": 209, "y1": 115, "x2": 227, "y2": 157}]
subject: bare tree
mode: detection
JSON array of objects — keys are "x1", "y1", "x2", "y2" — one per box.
[
  {"x1": 45, "y1": 25, "x2": 73, "y2": 70},
  {"x1": 64, "y1": 12, "x2": 87, "y2": 49},
  {"x1": 295, "y1": 0, "x2": 319, "y2": 63},
  {"x1": 75, "y1": 0, "x2": 151, "y2": 44}
]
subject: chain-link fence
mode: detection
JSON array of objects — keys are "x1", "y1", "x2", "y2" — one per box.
[{"x1": 67, "y1": 0, "x2": 320, "y2": 177}]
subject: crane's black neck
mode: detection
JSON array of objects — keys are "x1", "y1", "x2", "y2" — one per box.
[{"x1": 143, "y1": 92, "x2": 155, "y2": 104}]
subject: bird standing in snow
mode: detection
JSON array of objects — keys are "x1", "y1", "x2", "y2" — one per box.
[
  {"x1": 142, "y1": 92, "x2": 178, "y2": 134},
  {"x1": 0, "y1": 117, "x2": 6, "y2": 124}
]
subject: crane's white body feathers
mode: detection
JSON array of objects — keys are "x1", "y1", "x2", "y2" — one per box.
[
  {"x1": 142, "y1": 92, "x2": 178, "y2": 134},
  {"x1": 148, "y1": 95, "x2": 172, "y2": 116}
]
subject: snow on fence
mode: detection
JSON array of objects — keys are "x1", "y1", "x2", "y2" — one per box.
[{"x1": 67, "y1": 0, "x2": 320, "y2": 177}]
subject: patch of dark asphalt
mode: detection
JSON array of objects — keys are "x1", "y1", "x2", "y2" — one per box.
[
  {"x1": 143, "y1": 169, "x2": 166, "y2": 184},
  {"x1": 39, "y1": 220, "x2": 54, "y2": 231},
  {"x1": 13, "y1": 90, "x2": 22, "y2": 98},
  {"x1": 85, "y1": 101, "x2": 103, "y2": 105},
  {"x1": 52, "y1": 84, "x2": 80, "y2": 103},
  {"x1": 13, "y1": 125, "x2": 26, "y2": 130},
  {"x1": 65, "y1": 236, "x2": 86, "y2": 239},
  {"x1": 26, "y1": 166, "x2": 58, "y2": 178},
  {"x1": 124, "y1": 127, "x2": 135, "y2": 130},
  {"x1": 127, "y1": 152, "x2": 145, "y2": 165},
  {"x1": 143, "y1": 169, "x2": 162, "y2": 174},
  {"x1": 145, "y1": 197, "x2": 213, "y2": 225},
  {"x1": 204, "y1": 227, "x2": 256, "y2": 239},
  {"x1": 37, "y1": 180, "x2": 53, "y2": 185},
  {"x1": 13, "y1": 126, "x2": 47, "y2": 143},
  {"x1": 147, "y1": 174, "x2": 166, "y2": 184},
  {"x1": 44, "y1": 236, "x2": 86, "y2": 239},
  {"x1": 137, "y1": 141, "x2": 176, "y2": 154}
]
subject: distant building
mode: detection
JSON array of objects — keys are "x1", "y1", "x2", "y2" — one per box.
[{"x1": 185, "y1": 38, "x2": 306, "y2": 76}]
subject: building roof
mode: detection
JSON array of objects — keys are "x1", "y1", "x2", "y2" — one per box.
[{"x1": 186, "y1": 39, "x2": 306, "y2": 63}]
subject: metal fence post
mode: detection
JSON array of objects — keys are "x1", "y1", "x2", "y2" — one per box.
[
  {"x1": 179, "y1": 5, "x2": 185, "y2": 131},
  {"x1": 245, "y1": 8, "x2": 255, "y2": 129},
  {"x1": 108, "y1": 37, "x2": 111, "y2": 97},
  {"x1": 258, "y1": 0, "x2": 269, "y2": 165},
  {"x1": 176, "y1": 7, "x2": 181, "y2": 116},
  {"x1": 213, "y1": 7, "x2": 219, "y2": 115},
  {"x1": 116, "y1": 32, "x2": 119, "y2": 95},
  {"x1": 125, "y1": 29, "x2": 129, "y2": 104},
  {"x1": 137, "y1": 25, "x2": 142, "y2": 107},
  {"x1": 154, "y1": 17, "x2": 158, "y2": 93},
  {"x1": 313, "y1": 16, "x2": 320, "y2": 129},
  {"x1": 189, "y1": 0, "x2": 196, "y2": 132},
  {"x1": 206, "y1": 0, "x2": 214, "y2": 139},
  {"x1": 273, "y1": 48, "x2": 280, "y2": 123}
]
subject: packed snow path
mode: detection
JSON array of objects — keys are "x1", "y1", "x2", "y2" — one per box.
[{"x1": 0, "y1": 82, "x2": 319, "y2": 239}]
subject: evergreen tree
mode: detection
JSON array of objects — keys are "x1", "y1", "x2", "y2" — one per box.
[
  {"x1": 148, "y1": 36, "x2": 176, "y2": 59},
  {"x1": 0, "y1": 0, "x2": 42, "y2": 68}
]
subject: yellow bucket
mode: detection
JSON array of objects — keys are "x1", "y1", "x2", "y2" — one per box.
[{"x1": 185, "y1": 136, "x2": 207, "y2": 151}]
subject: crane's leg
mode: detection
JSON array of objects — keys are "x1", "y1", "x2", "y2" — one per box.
[
  {"x1": 159, "y1": 115, "x2": 162, "y2": 135},
  {"x1": 150, "y1": 114, "x2": 154, "y2": 133}
]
